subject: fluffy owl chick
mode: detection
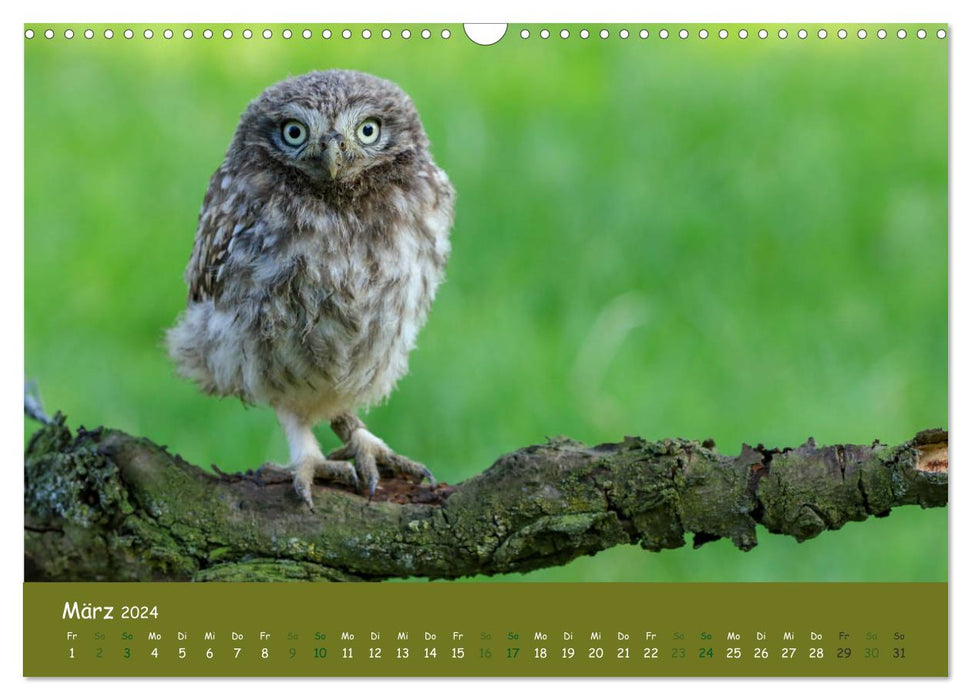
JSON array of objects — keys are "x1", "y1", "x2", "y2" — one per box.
[{"x1": 167, "y1": 70, "x2": 454, "y2": 507}]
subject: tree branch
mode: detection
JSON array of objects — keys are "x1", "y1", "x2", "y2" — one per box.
[{"x1": 24, "y1": 415, "x2": 947, "y2": 582}]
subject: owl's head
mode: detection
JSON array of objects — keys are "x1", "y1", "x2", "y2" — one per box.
[{"x1": 234, "y1": 70, "x2": 430, "y2": 187}]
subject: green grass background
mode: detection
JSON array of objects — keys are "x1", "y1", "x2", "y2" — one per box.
[{"x1": 24, "y1": 24, "x2": 947, "y2": 582}]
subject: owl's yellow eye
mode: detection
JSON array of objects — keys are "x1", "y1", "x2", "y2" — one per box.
[
  {"x1": 281, "y1": 120, "x2": 308, "y2": 147},
  {"x1": 357, "y1": 119, "x2": 380, "y2": 145}
]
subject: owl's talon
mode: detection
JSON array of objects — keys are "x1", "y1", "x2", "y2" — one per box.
[
  {"x1": 383, "y1": 453, "x2": 437, "y2": 487},
  {"x1": 419, "y1": 464, "x2": 437, "y2": 488},
  {"x1": 293, "y1": 472, "x2": 315, "y2": 510},
  {"x1": 351, "y1": 447, "x2": 379, "y2": 498}
]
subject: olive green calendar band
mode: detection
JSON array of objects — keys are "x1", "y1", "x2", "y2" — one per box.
[{"x1": 24, "y1": 582, "x2": 946, "y2": 677}]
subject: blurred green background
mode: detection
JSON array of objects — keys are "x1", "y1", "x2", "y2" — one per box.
[{"x1": 24, "y1": 24, "x2": 947, "y2": 582}]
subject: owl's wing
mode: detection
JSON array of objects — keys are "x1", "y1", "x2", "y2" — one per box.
[{"x1": 185, "y1": 167, "x2": 255, "y2": 303}]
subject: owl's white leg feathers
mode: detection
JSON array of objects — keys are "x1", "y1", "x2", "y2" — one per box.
[
  {"x1": 276, "y1": 409, "x2": 358, "y2": 509},
  {"x1": 329, "y1": 414, "x2": 437, "y2": 499}
]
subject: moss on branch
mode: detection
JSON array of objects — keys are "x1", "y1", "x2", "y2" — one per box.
[{"x1": 24, "y1": 415, "x2": 948, "y2": 582}]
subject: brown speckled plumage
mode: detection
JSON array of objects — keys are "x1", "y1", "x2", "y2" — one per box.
[{"x1": 167, "y1": 70, "x2": 454, "y2": 506}]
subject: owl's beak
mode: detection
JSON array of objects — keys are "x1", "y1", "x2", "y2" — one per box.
[
  {"x1": 322, "y1": 134, "x2": 345, "y2": 180},
  {"x1": 325, "y1": 145, "x2": 341, "y2": 180}
]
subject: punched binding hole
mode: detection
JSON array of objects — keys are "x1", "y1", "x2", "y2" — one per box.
[{"x1": 464, "y1": 24, "x2": 507, "y2": 46}]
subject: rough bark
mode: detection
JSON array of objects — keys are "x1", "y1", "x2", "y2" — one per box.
[{"x1": 24, "y1": 414, "x2": 948, "y2": 582}]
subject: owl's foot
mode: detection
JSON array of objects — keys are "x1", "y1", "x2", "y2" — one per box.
[
  {"x1": 275, "y1": 410, "x2": 362, "y2": 509},
  {"x1": 274, "y1": 458, "x2": 359, "y2": 510},
  {"x1": 328, "y1": 428, "x2": 436, "y2": 499}
]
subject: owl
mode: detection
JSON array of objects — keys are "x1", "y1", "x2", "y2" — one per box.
[{"x1": 166, "y1": 70, "x2": 455, "y2": 508}]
